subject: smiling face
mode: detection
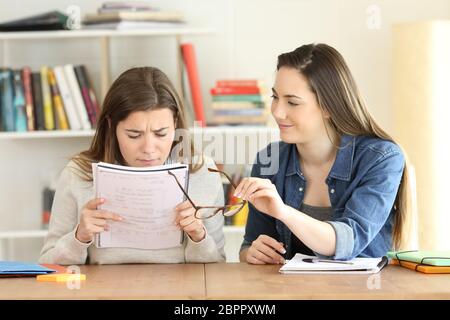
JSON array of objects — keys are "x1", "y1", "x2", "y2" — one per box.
[
  {"x1": 116, "y1": 108, "x2": 176, "y2": 167},
  {"x1": 271, "y1": 67, "x2": 330, "y2": 145}
]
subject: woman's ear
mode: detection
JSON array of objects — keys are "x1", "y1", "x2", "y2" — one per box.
[{"x1": 322, "y1": 108, "x2": 331, "y2": 119}]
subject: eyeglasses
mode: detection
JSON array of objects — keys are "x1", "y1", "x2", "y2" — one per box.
[{"x1": 168, "y1": 168, "x2": 247, "y2": 220}]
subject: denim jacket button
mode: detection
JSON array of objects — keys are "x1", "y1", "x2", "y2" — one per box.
[
  {"x1": 330, "y1": 188, "x2": 335, "y2": 194},
  {"x1": 299, "y1": 187, "x2": 303, "y2": 192}
]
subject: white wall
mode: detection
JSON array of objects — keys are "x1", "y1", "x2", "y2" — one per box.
[{"x1": 1, "y1": 0, "x2": 450, "y2": 261}]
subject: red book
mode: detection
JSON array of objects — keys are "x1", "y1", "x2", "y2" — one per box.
[
  {"x1": 181, "y1": 43, "x2": 206, "y2": 126},
  {"x1": 210, "y1": 86, "x2": 261, "y2": 95},
  {"x1": 216, "y1": 79, "x2": 261, "y2": 87}
]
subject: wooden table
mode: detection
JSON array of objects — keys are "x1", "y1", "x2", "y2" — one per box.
[
  {"x1": 205, "y1": 264, "x2": 450, "y2": 299},
  {"x1": 1, "y1": 263, "x2": 450, "y2": 299},
  {"x1": 0, "y1": 264, "x2": 205, "y2": 300}
]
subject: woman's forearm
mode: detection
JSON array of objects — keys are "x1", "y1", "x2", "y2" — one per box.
[{"x1": 280, "y1": 205, "x2": 337, "y2": 256}]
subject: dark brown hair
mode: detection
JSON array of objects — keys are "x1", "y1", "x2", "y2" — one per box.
[
  {"x1": 72, "y1": 66, "x2": 202, "y2": 180},
  {"x1": 277, "y1": 43, "x2": 412, "y2": 250}
]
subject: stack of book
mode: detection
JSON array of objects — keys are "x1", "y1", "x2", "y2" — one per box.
[
  {"x1": 82, "y1": 1, "x2": 185, "y2": 30},
  {"x1": 388, "y1": 250, "x2": 450, "y2": 274},
  {"x1": 0, "y1": 65, "x2": 99, "y2": 132},
  {"x1": 209, "y1": 79, "x2": 268, "y2": 126}
]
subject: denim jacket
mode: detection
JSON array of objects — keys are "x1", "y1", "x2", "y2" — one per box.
[{"x1": 240, "y1": 135, "x2": 405, "y2": 260}]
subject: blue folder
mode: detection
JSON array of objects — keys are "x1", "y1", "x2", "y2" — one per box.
[{"x1": 0, "y1": 261, "x2": 56, "y2": 275}]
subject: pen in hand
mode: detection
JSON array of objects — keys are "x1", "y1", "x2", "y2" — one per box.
[{"x1": 302, "y1": 258, "x2": 354, "y2": 265}]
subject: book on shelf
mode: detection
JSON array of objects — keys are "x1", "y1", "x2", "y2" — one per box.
[
  {"x1": 48, "y1": 68, "x2": 69, "y2": 130},
  {"x1": 212, "y1": 94, "x2": 264, "y2": 103},
  {"x1": 31, "y1": 72, "x2": 45, "y2": 131},
  {"x1": 210, "y1": 86, "x2": 264, "y2": 96},
  {"x1": 82, "y1": 21, "x2": 184, "y2": 30},
  {"x1": 83, "y1": 10, "x2": 184, "y2": 24},
  {"x1": 40, "y1": 66, "x2": 55, "y2": 131},
  {"x1": 42, "y1": 186, "x2": 56, "y2": 229},
  {"x1": 63, "y1": 64, "x2": 91, "y2": 131},
  {"x1": 53, "y1": 66, "x2": 81, "y2": 130},
  {"x1": 181, "y1": 43, "x2": 206, "y2": 126},
  {"x1": 92, "y1": 162, "x2": 187, "y2": 250},
  {"x1": 98, "y1": 1, "x2": 157, "y2": 13},
  {"x1": 216, "y1": 79, "x2": 265, "y2": 88},
  {"x1": 0, "y1": 64, "x2": 99, "y2": 132},
  {"x1": 211, "y1": 101, "x2": 265, "y2": 110},
  {"x1": 22, "y1": 67, "x2": 35, "y2": 131},
  {"x1": 12, "y1": 70, "x2": 27, "y2": 132},
  {"x1": 0, "y1": 11, "x2": 73, "y2": 32},
  {"x1": 209, "y1": 79, "x2": 269, "y2": 126},
  {"x1": 74, "y1": 65, "x2": 97, "y2": 128},
  {"x1": 0, "y1": 69, "x2": 15, "y2": 132}
]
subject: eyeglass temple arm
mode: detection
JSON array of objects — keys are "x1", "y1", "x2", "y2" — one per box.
[
  {"x1": 207, "y1": 167, "x2": 238, "y2": 189},
  {"x1": 167, "y1": 171, "x2": 197, "y2": 209}
]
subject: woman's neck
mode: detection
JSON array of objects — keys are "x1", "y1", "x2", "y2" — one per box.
[{"x1": 296, "y1": 133, "x2": 340, "y2": 168}]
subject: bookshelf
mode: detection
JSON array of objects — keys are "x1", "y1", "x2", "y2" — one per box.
[
  {"x1": 0, "y1": 27, "x2": 279, "y2": 263},
  {"x1": 0, "y1": 27, "x2": 214, "y2": 100}
]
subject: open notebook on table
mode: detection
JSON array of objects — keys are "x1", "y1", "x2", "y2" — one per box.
[{"x1": 279, "y1": 253, "x2": 388, "y2": 274}]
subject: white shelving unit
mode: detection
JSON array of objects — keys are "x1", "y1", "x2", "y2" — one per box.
[
  {"x1": 0, "y1": 27, "x2": 280, "y2": 263},
  {"x1": 0, "y1": 27, "x2": 214, "y2": 100}
]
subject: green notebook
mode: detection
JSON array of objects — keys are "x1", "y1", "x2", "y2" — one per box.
[{"x1": 388, "y1": 250, "x2": 450, "y2": 266}]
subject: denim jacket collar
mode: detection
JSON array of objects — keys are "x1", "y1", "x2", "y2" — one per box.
[{"x1": 285, "y1": 134, "x2": 356, "y2": 182}]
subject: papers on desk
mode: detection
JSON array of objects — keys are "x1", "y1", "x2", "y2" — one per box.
[
  {"x1": 279, "y1": 254, "x2": 388, "y2": 274},
  {"x1": 92, "y1": 162, "x2": 187, "y2": 250},
  {"x1": 0, "y1": 261, "x2": 56, "y2": 277}
]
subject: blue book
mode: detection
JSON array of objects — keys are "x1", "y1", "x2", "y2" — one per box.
[
  {"x1": 0, "y1": 261, "x2": 56, "y2": 275},
  {"x1": 13, "y1": 70, "x2": 27, "y2": 132},
  {"x1": 0, "y1": 69, "x2": 15, "y2": 131}
]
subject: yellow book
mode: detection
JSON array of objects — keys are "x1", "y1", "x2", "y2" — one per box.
[
  {"x1": 48, "y1": 68, "x2": 69, "y2": 130},
  {"x1": 391, "y1": 259, "x2": 450, "y2": 274},
  {"x1": 40, "y1": 66, "x2": 55, "y2": 130},
  {"x1": 232, "y1": 203, "x2": 249, "y2": 226}
]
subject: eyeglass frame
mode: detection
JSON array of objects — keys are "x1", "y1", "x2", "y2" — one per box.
[{"x1": 167, "y1": 168, "x2": 247, "y2": 220}]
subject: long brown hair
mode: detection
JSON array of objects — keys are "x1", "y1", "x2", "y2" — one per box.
[
  {"x1": 72, "y1": 66, "x2": 202, "y2": 180},
  {"x1": 277, "y1": 43, "x2": 412, "y2": 250}
]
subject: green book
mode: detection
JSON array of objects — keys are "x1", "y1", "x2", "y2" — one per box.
[
  {"x1": 388, "y1": 250, "x2": 450, "y2": 266},
  {"x1": 212, "y1": 94, "x2": 264, "y2": 102}
]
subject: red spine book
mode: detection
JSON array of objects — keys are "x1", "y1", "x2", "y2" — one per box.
[
  {"x1": 181, "y1": 43, "x2": 206, "y2": 126},
  {"x1": 216, "y1": 79, "x2": 260, "y2": 87},
  {"x1": 210, "y1": 86, "x2": 261, "y2": 95}
]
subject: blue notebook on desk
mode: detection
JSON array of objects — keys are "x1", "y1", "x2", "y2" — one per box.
[{"x1": 0, "y1": 261, "x2": 56, "y2": 276}]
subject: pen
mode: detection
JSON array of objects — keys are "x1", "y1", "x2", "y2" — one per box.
[{"x1": 302, "y1": 258, "x2": 354, "y2": 265}]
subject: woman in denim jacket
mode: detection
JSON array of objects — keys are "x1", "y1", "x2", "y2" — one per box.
[{"x1": 237, "y1": 43, "x2": 411, "y2": 264}]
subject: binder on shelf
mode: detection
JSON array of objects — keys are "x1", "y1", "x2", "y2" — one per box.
[
  {"x1": 63, "y1": 64, "x2": 91, "y2": 130},
  {"x1": 181, "y1": 43, "x2": 206, "y2": 126},
  {"x1": 53, "y1": 66, "x2": 81, "y2": 130}
]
